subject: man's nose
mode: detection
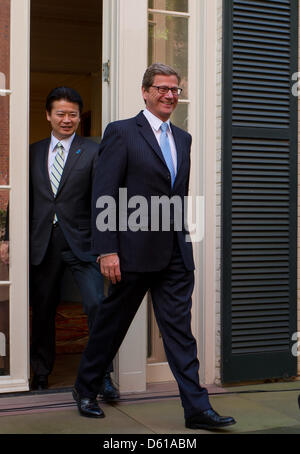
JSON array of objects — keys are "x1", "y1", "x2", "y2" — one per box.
[
  {"x1": 62, "y1": 114, "x2": 72, "y2": 121},
  {"x1": 165, "y1": 89, "x2": 174, "y2": 98}
]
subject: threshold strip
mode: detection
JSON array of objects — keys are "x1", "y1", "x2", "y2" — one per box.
[{"x1": 1, "y1": 386, "x2": 300, "y2": 415}]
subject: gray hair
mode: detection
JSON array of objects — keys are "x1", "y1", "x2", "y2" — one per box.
[{"x1": 142, "y1": 63, "x2": 181, "y2": 90}]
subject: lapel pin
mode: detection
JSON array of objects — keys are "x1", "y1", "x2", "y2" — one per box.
[{"x1": 76, "y1": 149, "x2": 81, "y2": 154}]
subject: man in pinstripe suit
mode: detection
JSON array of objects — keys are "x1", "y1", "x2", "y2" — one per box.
[{"x1": 73, "y1": 64, "x2": 236, "y2": 429}]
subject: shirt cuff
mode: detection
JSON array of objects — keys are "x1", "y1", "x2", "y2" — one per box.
[{"x1": 96, "y1": 253, "x2": 118, "y2": 263}]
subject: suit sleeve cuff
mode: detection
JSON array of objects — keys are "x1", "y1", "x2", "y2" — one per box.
[{"x1": 96, "y1": 253, "x2": 118, "y2": 263}]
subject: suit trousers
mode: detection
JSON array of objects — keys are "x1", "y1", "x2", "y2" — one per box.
[
  {"x1": 75, "y1": 236, "x2": 211, "y2": 418},
  {"x1": 30, "y1": 223, "x2": 107, "y2": 376}
]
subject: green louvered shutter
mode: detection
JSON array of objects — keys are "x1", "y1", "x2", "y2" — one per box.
[{"x1": 222, "y1": 0, "x2": 298, "y2": 382}]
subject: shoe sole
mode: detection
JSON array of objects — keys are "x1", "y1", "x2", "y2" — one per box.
[
  {"x1": 73, "y1": 390, "x2": 105, "y2": 419},
  {"x1": 78, "y1": 410, "x2": 105, "y2": 419},
  {"x1": 186, "y1": 420, "x2": 236, "y2": 430}
]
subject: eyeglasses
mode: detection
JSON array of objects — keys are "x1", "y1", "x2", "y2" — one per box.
[{"x1": 151, "y1": 85, "x2": 183, "y2": 96}]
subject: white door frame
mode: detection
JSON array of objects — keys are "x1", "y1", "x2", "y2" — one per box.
[{"x1": 0, "y1": 0, "x2": 30, "y2": 393}]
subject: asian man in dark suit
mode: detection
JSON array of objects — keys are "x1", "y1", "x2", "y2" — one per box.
[
  {"x1": 73, "y1": 64, "x2": 236, "y2": 429},
  {"x1": 29, "y1": 87, "x2": 119, "y2": 401}
]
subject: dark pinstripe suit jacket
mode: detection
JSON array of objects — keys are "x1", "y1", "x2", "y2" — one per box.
[
  {"x1": 30, "y1": 134, "x2": 100, "y2": 266},
  {"x1": 92, "y1": 111, "x2": 195, "y2": 272}
]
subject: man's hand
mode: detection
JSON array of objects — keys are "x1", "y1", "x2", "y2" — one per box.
[{"x1": 100, "y1": 253, "x2": 121, "y2": 284}]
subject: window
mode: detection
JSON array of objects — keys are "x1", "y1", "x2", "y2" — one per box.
[
  {"x1": 0, "y1": 0, "x2": 11, "y2": 376},
  {"x1": 148, "y1": 0, "x2": 190, "y2": 130}
]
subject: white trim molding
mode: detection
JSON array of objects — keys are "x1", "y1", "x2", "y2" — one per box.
[
  {"x1": 0, "y1": 0, "x2": 30, "y2": 393},
  {"x1": 9, "y1": 0, "x2": 30, "y2": 390},
  {"x1": 189, "y1": 0, "x2": 219, "y2": 385},
  {"x1": 202, "y1": 0, "x2": 219, "y2": 385}
]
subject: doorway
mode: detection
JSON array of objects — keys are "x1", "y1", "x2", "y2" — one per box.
[{"x1": 29, "y1": 0, "x2": 103, "y2": 389}]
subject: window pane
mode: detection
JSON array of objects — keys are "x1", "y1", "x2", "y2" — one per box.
[
  {"x1": 0, "y1": 75, "x2": 9, "y2": 186},
  {"x1": 0, "y1": 0, "x2": 10, "y2": 186},
  {"x1": 148, "y1": 13, "x2": 188, "y2": 99},
  {"x1": 149, "y1": 0, "x2": 189, "y2": 13},
  {"x1": 0, "y1": 191, "x2": 9, "y2": 281},
  {"x1": 0, "y1": 288, "x2": 9, "y2": 375},
  {"x1": 0, "y1": 1, "x2": 10, "y2": 377},
  {"x1": 171, "y1": 103, "x2": 188, "y2": 131}
]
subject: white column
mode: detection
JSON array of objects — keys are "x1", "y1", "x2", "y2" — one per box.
[
  {"x1": 202, "y1": 0, "x2": 219, "y2": 384},
  {"x1": 188, "y1": 0, "x2": 218, "y2": 385}
]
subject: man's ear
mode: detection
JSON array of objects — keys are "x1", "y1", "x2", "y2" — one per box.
[{"x1": 141, "y1": 87, "x2": 147, "y2": 104}]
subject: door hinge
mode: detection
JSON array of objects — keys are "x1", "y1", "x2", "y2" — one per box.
[{"x1": 103, "y1": 60, "x2": 110, "y2": 84}]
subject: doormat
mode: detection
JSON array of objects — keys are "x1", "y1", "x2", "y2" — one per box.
[{"x1": 55, "y1": 302, "x2": 88, "y2": 354}]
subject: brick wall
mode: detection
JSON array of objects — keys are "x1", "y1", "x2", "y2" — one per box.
[{"x1": 0, "y1": 0, "x2": 10, "y2": 212}]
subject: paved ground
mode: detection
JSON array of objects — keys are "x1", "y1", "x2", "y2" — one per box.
[{"x1": 0, "y1": 381, "x2": 299, "y2": 444}]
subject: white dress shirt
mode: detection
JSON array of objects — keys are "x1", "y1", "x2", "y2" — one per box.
[
  {"x1": 143, "y1": 108, "x2": 177, "y2": 173},
  {"x1": 48, "y1": 132, "x2": 75, "y2": 176}
]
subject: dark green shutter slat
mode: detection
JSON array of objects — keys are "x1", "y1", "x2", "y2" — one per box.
[{"x1": 222, "y1": 0, "x2": 298, "y2": 382}]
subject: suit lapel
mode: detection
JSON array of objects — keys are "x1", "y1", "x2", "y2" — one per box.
[
  {"x1": 41, "y1": 138, "x2": 54, "y2": 198},
  {"x1": 136, "y1": 111, "x2": 167, "y2": 167},
  {"x1": 56, "y1": 135, "x2": 85, "y2": 196}
]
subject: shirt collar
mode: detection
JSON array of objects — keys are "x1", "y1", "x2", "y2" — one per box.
[
  {"x1": 50, "y1": 132, "x2": 75, "y2": 153},
  {"x1": 143, "y1": 108, "x2": 171, "y2": 132}
]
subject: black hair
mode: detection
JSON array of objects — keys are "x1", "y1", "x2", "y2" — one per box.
[{"x1": 45, "y1": 86, "x2": 83, "y2": 114}]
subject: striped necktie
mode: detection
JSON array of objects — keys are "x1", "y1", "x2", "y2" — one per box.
[
  {"x1": 160, "y1": 123, "x2": 176, "y2": 187},
  {"x1": 50, "y1": 142, "x2": 65, "y2": 224},
  {"x1": 50, "y1": 142, "x2": 65, "y2": 196}
]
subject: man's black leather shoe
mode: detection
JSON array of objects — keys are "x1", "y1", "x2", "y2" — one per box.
[
  {"x1": 31, "y1": 375, "x2": 48, "y2": 391},
  {"x1": 99, "y1": 373, "x2": 120, "y2": 402},
  {"x1": 72, "y1": 388, "x2": 105, "y2": 418},
  {"x1": 185, "y1": 409, "x2": 236, "y2": 430},
  {"x1": 298, "y1": 394, "x2": 300, "y2": 409}
]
